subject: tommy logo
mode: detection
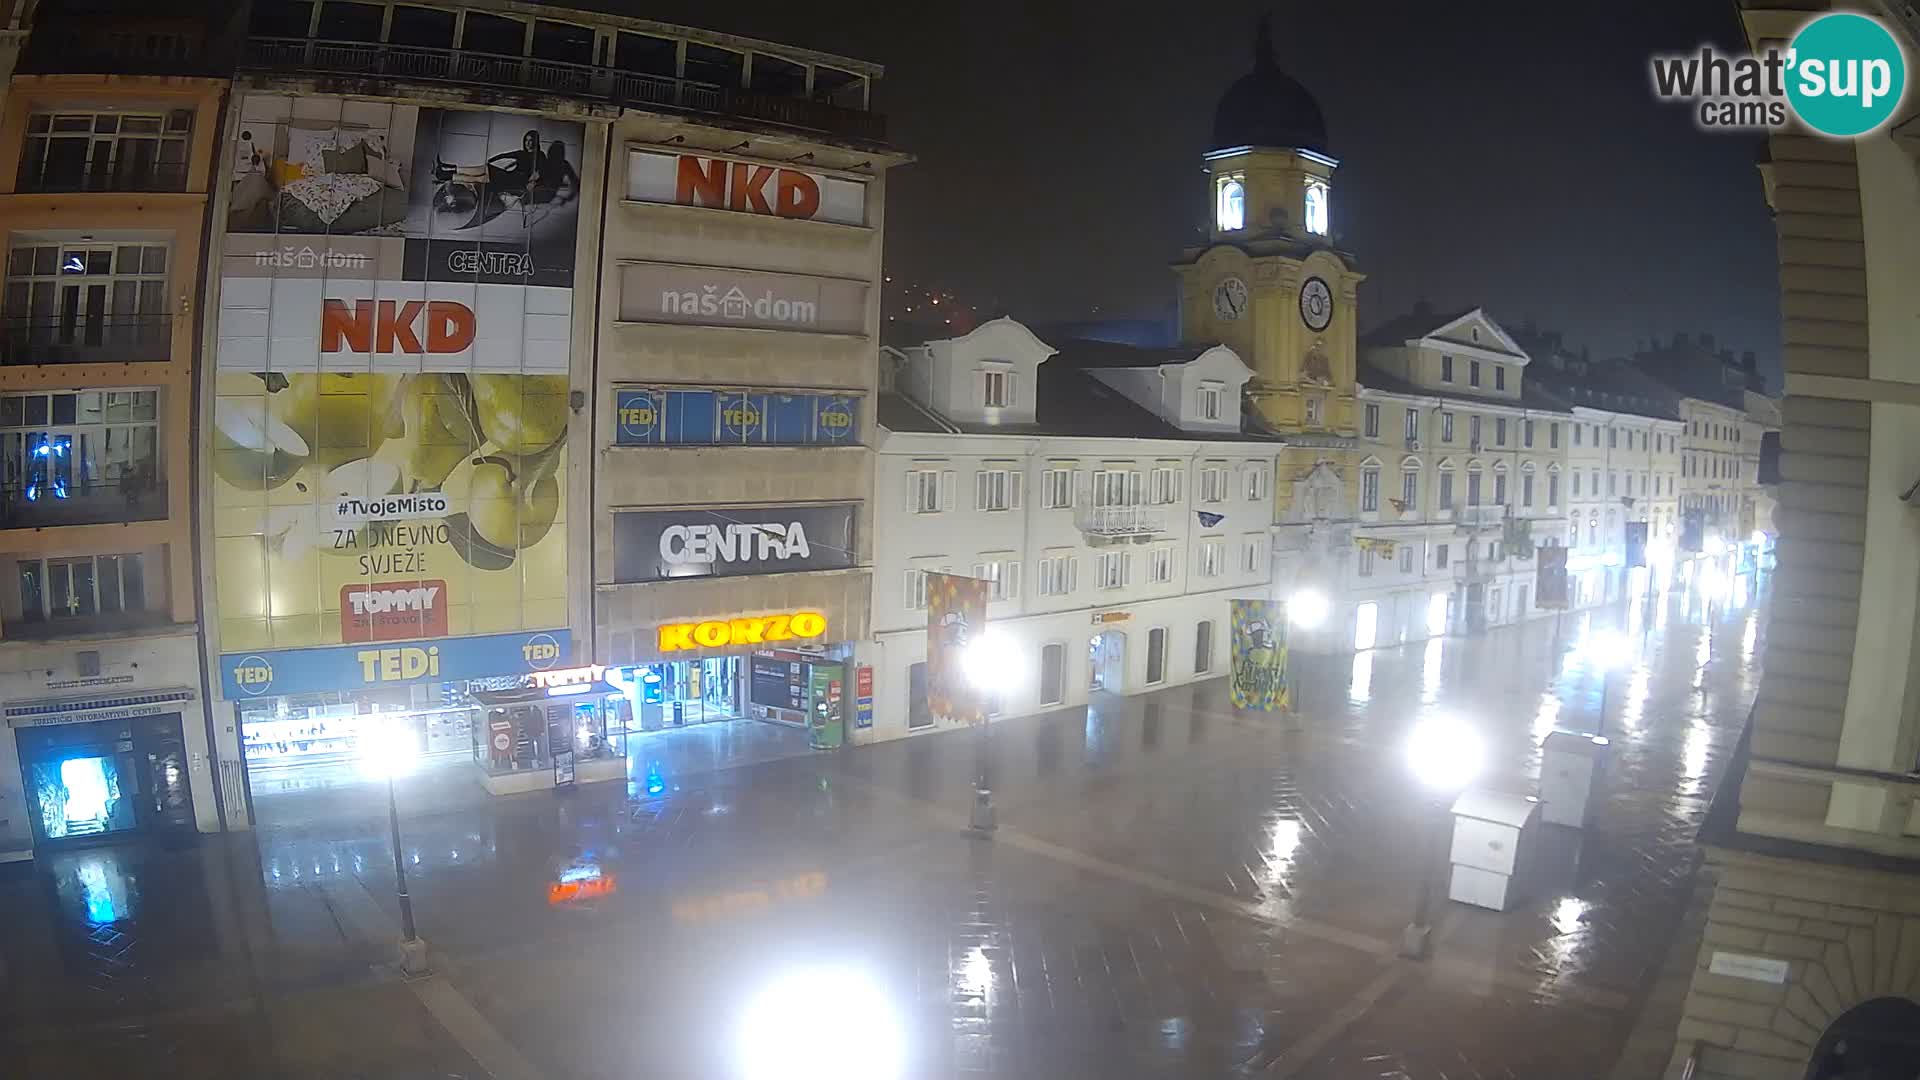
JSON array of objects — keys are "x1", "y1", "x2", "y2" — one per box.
[
  {"x1": 322, "y1": 299, "x2": 476, "y2": 354},
  {"x1": 340, "y1": 580, "x2": 449, "y2": 642}
]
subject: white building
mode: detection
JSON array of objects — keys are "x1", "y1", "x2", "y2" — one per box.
[{"x1": 863, "y1": 318, "x2": 1279, "y2": 741}]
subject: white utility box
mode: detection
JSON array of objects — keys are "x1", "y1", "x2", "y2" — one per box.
[
  {"x1": 1448, "y1": 789, "x2": 1541, "y2": 912},
  {"x1": 1539, "y1": 730, "x2": 1609, "y2": 828}
]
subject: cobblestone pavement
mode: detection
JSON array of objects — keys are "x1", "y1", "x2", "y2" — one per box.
[{"x1": 0, "y1": 574, "x2": 1766, "y2": 1078}]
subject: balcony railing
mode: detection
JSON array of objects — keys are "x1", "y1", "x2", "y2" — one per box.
[
  {"x1": 242, "y1": 38, "x2": 888, "y2": 144},
  {"x1": 0, "y1": 478, "x2": 168, "y2": 530},
  {"x1": 1, "y1": 316, "x2": 172, "y2": 366},
  {"x1": 17, "y1": 161, "x2": 189, "y2": 194},
  {"x1": 1078, "y1": 505, "x2": 1169, "y2": 538},
  {"x1": 1455, "y1": 505, "x2": 1504, "y2": 530}
]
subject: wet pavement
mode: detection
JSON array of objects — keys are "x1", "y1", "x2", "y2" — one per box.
[{"x1": 0, "y1": 572, "x2": 1766, "y2": 1078}]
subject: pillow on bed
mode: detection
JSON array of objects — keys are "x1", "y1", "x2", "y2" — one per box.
[
  {"x1": 323, "y1": 142, "x2": 368, "y2": 175},
  {"x1": 364, "y1": 150, "x2": 406, "y2": 191}
]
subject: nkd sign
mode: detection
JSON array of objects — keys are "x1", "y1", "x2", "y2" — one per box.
[
  {"x1": 619, "y1": 262, "x2": 867, "y2": 336},
  {"x1": 611, "y1": 503, "x2": 857, "y2": 583},
  {"x1": 628, "y1": 150, "x2": 868, "y2": 227}
]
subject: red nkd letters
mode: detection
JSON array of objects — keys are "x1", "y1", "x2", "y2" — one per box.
[
  {"x1": 322, "y1": 299, "x2": 477, "y2": 354},
  {"x1": 674, "y1": 156, "x2": 822, "y2": 220}
]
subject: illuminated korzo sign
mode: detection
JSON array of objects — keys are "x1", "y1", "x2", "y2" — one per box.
[{"x1": 658, "y1": 611, "x2": 828, "y2": 652}]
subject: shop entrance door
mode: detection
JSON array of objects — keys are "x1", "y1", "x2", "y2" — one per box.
[
  {"x1": 1039, "y1": 643, "x2": 1065, "y2": 707},
  {"x1": 1089, "y1": 632, "x2": 1126, "y2": 691},
  {"x1": 17, "y1": 712, "x2": 193, "y2": 844}
]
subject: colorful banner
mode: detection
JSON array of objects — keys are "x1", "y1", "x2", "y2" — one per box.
[
  {"x1": 220, "y1": 628, "x2": 569, "y2": 699},
  {"x1": 1230, "y1": 599, "x2": 1289, "y2": 711},
  {"x1": 925, "y1": 572, "x2": 990, "y2": 725},
  {"x1": 211, "y1": 95, "x2": 580, "y2": 662}
]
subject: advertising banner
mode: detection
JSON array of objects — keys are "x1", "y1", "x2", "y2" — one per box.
[
  {"x1": 626, "y1": 150, "x2": 868, "y2": 226},
  {"x1": 617, "y1": 261, "x2": 868, "y2": 335},
  {"x1": 1536, "y1": 545, "x2": 1570, "y2": 609},
  {"x1": 1229, "y1": 599, "x2": 1289, "y2": 711},
  {"x1": 925, "y1": 572, "x2": 989, "y2": 726},
  {"x1": 219, "y1": 628, "x2": 570, "y2": 699},
  {"x1": 612, "y1": 503, "x2": 857, "y2": 584},
  {"x1": 614, "y1": 387, "x2": 859, "y2": 446},
  {"x1": 212, "y1": 94, "x2": 580, "y2": 662}
]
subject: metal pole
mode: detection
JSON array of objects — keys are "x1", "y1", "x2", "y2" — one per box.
[
  {"x1": 1597, "y1": 671, "x2": 1610, "y2": 738},
  {"x1": 1400, "y1": 796, "x2": 1450, "y2": 960},
  {"x1": 388, "y1": 773, "x2": 418, "y2": 942}
]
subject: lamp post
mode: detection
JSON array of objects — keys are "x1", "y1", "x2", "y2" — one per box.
[
  {"x1": 961, "y1": 630, "x2": 1020, "y2": 834},
  {"x1": 1400, "y1": 715, "x2": 1483, "y2": 960},
  {"x1": 362, "y1": 724, "x2": 429, "y2": 975},
  {"x1": 1287, "y1": 588, "x2": 1329, "y2": 714},
  {"x1": 1586, "y1": 629, "x2": 1633, "y2": 738}
]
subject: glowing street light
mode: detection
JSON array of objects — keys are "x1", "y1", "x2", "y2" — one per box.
[
  {"x1": 738, "y1": 967, "x2": 905, "y2": 1080},
  {"x1": 1288, "y1": 588, "x2": 1330, "y2": 629},
  {"x1": 961, "y1": 630, "x2": 1021, "y2": 833},
  {"x1": 1401, "y1": 716, "x2": 1483, "y2": 960},
  {"x1": 1586, "y1": 628, "x2": 1635, "y2": 737},
  {"x1": 358, "y1": 718, "x2": 427, "y2": 974},
  {"x1": 1704, "y1": 535, "x2": 1728, "y2": 558}
]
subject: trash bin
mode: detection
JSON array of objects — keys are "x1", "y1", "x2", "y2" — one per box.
[
  {"x1": 1448, "y1": 789, "x2": 1541, "y2": 912},
  {"x1": 1539, "y1": 730, "x2": 1609, "y2": 828}
]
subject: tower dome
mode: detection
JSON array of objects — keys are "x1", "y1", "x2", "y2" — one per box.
[{"x1": 1211, "y1": 15, "x2": 1328, "y2": 154}]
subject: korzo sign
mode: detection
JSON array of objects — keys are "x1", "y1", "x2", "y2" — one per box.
[{"x1": 612, "y1": 503, "x2": 857, "y2": 583}]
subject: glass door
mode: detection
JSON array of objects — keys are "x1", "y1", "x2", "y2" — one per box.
[{"x1": 22, "y1": 737, "x2": 141, "y2": 843}]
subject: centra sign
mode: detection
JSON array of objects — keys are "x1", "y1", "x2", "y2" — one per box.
[{"x1": 658, "y1": 611, "x2": 827, "y2": 652}]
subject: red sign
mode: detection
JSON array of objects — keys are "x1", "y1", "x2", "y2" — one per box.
[
  {"x1": 675, "y1": 155, "x2": 821, "y2": 219},
  {"x1": 340, "y1": 580, "x2": 449, "y2": 642},
  {"x1": 856, "y1": 665, "x2": 873, "y2": 698},
  {"x1": 321, "y1": 299, "x2": 476, "y2": 354}
]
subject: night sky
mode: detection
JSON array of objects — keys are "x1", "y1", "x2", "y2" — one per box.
[{"x1": 619, "y1": 0, "x2": 1782, "y2": 384}]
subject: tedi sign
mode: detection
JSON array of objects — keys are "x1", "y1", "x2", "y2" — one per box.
[{"x1": 613, "y1": 503, "x2": 858, "y2": 583}]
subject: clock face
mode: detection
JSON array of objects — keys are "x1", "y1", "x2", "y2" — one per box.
[
  {"x1": 1299, "y1": 276, "x2": 1334, "y2": 332},
  {"x1": 1212, "y1": 276, "x2": 1249, "y2": 321}
]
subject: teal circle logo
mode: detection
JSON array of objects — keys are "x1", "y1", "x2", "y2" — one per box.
[{"x1": 1786, "y1": 13, "x2": 1906, "y2": 137}]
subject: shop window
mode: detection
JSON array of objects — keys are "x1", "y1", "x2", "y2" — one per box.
[
  {"x1": 388, "y1": 5, "x2": 455, "y2": 48},
  {"x1": 1039, "y1": 643, "x2": 1066, "y2": 707},
  {"x1": 1146, "y1": 627, "x2": 1167, "y2": 685},
  {"x1": 1194, "y1": 620, "x2": 1214, "y2": 675},
  {"x1": 908, "y1": 662, "x2": 932, "y2": 729},
  {"x1": 316, "y1": 2, "x2": 383, "y2": 43}
]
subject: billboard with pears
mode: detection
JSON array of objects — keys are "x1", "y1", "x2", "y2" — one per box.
[{"x1": 210, "y1": 94, "x2": 581, "y2": 683}]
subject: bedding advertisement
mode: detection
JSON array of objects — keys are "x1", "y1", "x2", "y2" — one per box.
[{"x1": 212, "y1": 94, "x2": 581, "y2": 661}]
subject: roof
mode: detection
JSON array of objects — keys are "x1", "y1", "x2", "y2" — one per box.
[
  {"x1": 1047, "y1": 339, "x2": 1216, "y2": 370},
  {"x1": 879, "y1": 366, "x2": 1280, "y2": 443},
  {"x1": 1211, "y1": 16, "x2": 1328, "y2": 154},
  {"x1": 1531, "y1": 361, "x2": 1682, "y2": 422},
  {"x1": 1358, "y1": 306, "x2": 1477, "y2": 350},
  {"x1": 1357, "y1": 363, "x2": 1573, "y2": 415}
]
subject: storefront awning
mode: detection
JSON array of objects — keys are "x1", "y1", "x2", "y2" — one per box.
[{"x1": 5, "y1": 688, "x2": 196, "y2": 728}]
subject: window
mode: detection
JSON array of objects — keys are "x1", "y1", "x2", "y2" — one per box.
[
  {"x1": 1404, "y1": 409, "x2": 1420, "y2": 443},
  {"x1": 1217, "y1": 177, "x2": 1245, "y2": 231},
  {"x1": 1245, "y1": 465, "x2": 1269, "y2": 502},
  {"x1": 1495, "y1": 417, "x2": 1507, "y2": 446},
  {"x1": 1399, "y1": 547, "x2": 1415, "y2": 574},
  {"x1": 1093, "y1": 469, "x2": 1140, "y2": 507},
  {"x1": 1522, "y1": 473, "x2": 1534, "y2": 507},
  {"x1": 1439, "y1": 470, "x2": 1455, "y2": 509},
  {"x1": 1401, "y1": 467, "x2": 1418, "y2": 510},
  {"x1": 1041, "y1": 467, "x2": 1074, "y2": 509},
  {"x1": 1195, "y1": 621, "x2": 1214, "y2": 675},
  {"x1": 1360, "y1": 466, "x2": 1380, "y2": 512},
  {"x1": 1435, "y1": 543, "x2": 1450, "y2": 568},
  {"x1": 462, "y1": 11, "x2": 530, "y2": 56},
  {"x1": 1199, "y1": 465, "x2": 1228, "y2": 504},
  {"x1": 1303, "y1": 179, "x2": 1329, "y2": 236},
  {"x1": 903, "y1": 567, "x2": 942, "y2": 610},
  {"x1": 1469, "y1": 360, "x2": 1482, "y2": 387},
  {"x1": 391, "y1": 6, "x2": 458, "y2": 48},
  {"x1": 1608, "y1": 427, "x2": 1617, "y2": 449},
  {"x1": 972, "y1": 558, "x2": 1021, "y2": 601},
  {"x1": 5, "y1": 242, "x2": 171, "y2": 361},
  {"x1": 1197, "y1": 539, "x2": 1225, "y2": 577},
  {"x1": 612, "y1": 388, "x2": 862, "y2": 447},
  {"x1": 1304, "y1": 394, "x2": 1323, "y2": 426},
  {"x1": 0, "y1": 389, "x2": 163, "y2": 525},
  {"x1": 982, "y1": 368, "x2": 1012, "y2": 409},
  {"x1": 21, "y1": 110, "x2": 192, "y2": 192},
  {"x1": 1607, "y1": 472, "x2": 1616, "y2": 496},
  {"x1": 1148, "y1": 546, "x2": 1174, "y2": 583},
  {"x1": 1548, "y1": 472, "x2": 1560, "y2": 507},
  {"x1": 1573, "y1": 424, "x2": 1583, "y2": 447},
  {"x1": 1146, "y1": 627, "x2": 1168, "y2": 684},
  {"x1": 1097, "y1": 551, "x2": 1129, "y2": 589},
  {"x1": 1148, "y1": 466, "x2": 1183, "y2": 505},
  {"x1": 531, "y1": 19, "x2": 594, "y2": 64},
  {"x1": 1593, "y1": 424, "x2": 1601, "y2": 444},
  {"x1": 1468, "y1": 470, "x2": 1482, "y2": 506},
  {"x1": 1588, "y1": 521, "x2": 1598, "y2": 545},
  {"x1": 1470, "y1": 415, "x2": 1482, "y2": 447},
  {"x1": 1470, "y1": 327, "x2": 1480, "y2": 342},
  {"x1": 683, "y1": 41, "x2": 745, "y2": 86},
  {"x1": 19, "y1": 552, "x2": 144, "y2": 623},
  {"x1": 1037, "y1": 554, "x2": 1077, "y2": 596},
  {"x1": 1494, "y1": 471, "x2": 1508, "y2": 505},
  {"x1": 1442, "y1": 413, "x2": 1455, "y2": 443},
  {"x1": 1523, "y1": 419, "x2": 1534, "y2": 448},
  {"x1": 1441, "y1": 355, "x2": 1455, "y2": 383},
  {"x1": 1495, "y1": 366, "x2": 1507, "y2": 391},
  {"x1": 1550, "y1": 423, "x2": 1560, "y2": 449},
  {"x1": 1198, "y1": 381, "x2": 1224, "y2": 421},
  {"x1": 1358, "y1": 547, "x2": 1375, "y2": 577},
  {"x1": 1363, "y1": 403, "x2": 1380, "y2": 438},
  {"x1": 1241, "y1": 533, "x2": 1265, "y2": 573},
  {"x1": 975, "y1": 467, "x2": 1022, "y2": 511},
  {"x1": 908, "y1": 468, "x2": 945, "y2": 513}
]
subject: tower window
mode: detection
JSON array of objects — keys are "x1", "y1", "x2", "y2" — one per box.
[
  {"x1": 1304, "y1": 179, "x2": 1329, "y2": 236},
  {"x1": 1217, "y1": 178, "x2": 1245, "y2": 232}
]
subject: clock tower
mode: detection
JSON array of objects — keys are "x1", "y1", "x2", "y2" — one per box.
[{"x1": 1172, "y1": 16, "x2": 1364, "y2": 443}]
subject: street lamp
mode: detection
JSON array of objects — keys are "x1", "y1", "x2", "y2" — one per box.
[
  {"x1": 961, "y1": 630, "x2": 1021, "y2": 833},
  {"x1": 1288, "y1": 589, "x2": 1330, "y2": 715},
  {"x1": 1400, "y1": 715, "x2": 1483, "y2": 960},
  {"x1": 358, "y1": 722, "x2": 428, "y2": 975},
  {"x1": 737, "y1": 966, "x2": 904, "y2": 1080},
  {"x1": 1586, "y1": 628, "x2": 1633, "y2": 737}
]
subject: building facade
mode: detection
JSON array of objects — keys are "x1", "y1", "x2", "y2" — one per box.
[
  {"x1": 1667, "y1": 3, "x2": 1920, "y2": 1077},
  {"x1": 0, "y1": 2, "x2": 232, "y2": 859}
]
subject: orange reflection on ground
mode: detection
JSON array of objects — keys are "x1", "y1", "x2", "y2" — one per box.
[
  {"x1": 547, "y1": 872, "x2": 619, "y2": 906},
  {"x1": 671, "y1": 870, "x2": 827, "y2": 924}
]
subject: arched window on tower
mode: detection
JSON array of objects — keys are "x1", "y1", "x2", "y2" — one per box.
[
  {"x1": 1304, "y1": 179, "x2": 1329, "y2": 235},
  {"x1": 1217, "y1": 178, "x2": 1245, "y2": 232}
]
